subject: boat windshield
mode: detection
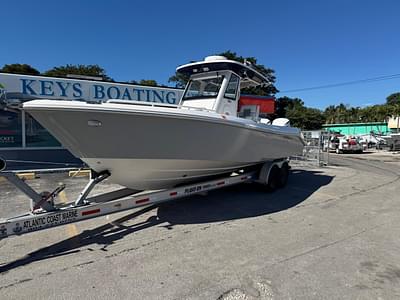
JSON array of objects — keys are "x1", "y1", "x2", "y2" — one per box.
[{"x1": 183, "y1": 76, "x2": 224, "y2": 100}]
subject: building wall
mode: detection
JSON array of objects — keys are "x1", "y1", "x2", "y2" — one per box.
[
  {"x1": 322, "y1": 122, "x2": 389, "y2": 135},
  {"x1": 388, "y1": 116, "x2": 400, "y2": 132}
]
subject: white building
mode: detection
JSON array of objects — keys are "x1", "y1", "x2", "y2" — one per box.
[{"x1": 388, "y1": 116, "x2": 400, "y2": 132}]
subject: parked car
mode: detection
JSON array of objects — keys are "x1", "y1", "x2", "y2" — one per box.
[
  {"x1": 336, "y1": 136, "x2": 365, "y2": 154},
  {"x1": 324, "y1": 135, "x2": 365, "y2": 154}
]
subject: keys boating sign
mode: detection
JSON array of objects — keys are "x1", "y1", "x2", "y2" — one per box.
[{"x1": 0, "y1": 73, "x2": 183, "y2": 105}]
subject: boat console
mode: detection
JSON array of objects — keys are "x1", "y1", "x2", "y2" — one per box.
[{"x1": 177, "y1": 56, "x2": 272, "y2": 119}]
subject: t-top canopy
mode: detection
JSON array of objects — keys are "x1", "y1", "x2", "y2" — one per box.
[{"x1": 176, "y1": 56, "x2": 270, "y2": 88}]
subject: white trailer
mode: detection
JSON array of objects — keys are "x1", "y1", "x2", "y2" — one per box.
[{"x1": 0, "y1": 158, "x2": 289, "y2": 239}]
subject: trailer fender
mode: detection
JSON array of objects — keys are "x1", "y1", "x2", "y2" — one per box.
[{"x1": 255, "y1": 159, "x2": 289, "y2": 189}]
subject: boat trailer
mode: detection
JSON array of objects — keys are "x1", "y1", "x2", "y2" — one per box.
[{"x1": 0, "y1": 158, "x2": 289, "y2": 239}]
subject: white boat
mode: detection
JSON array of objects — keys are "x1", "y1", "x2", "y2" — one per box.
[
  {"x1": 381, "y1": 133, "x2": 400, "y2": 151},
  {"x1": 23, "y1": 56, "x2": 304, "y2": 190}
]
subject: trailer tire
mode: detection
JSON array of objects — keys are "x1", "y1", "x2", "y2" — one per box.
[
  {"x1": 0, "y1": 157, "x2": 6, "y2": 172},
  {"x1": 278, "y1": 163, "x2": 289, "y2": 188},
  {"x1": 266, "y1": 165, "x2": 280, "y2": 192}
]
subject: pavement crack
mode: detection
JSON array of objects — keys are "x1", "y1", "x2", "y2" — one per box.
[
  {"x1": 271, "y1": 223, "x2": 386, "y2": 266},
  {"x1": 73, "y1": 260, "x2": 95, "y2": 268},
  {"x1": 0, "y1": 278, "x2": 33, "y2": 291}
]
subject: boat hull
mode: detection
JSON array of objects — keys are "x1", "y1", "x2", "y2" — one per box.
[{"x1": 24, "y1": 101, "x2": 304, "y2": 189}]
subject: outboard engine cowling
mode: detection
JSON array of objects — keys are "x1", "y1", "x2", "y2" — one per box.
[
  {"x1": 260, "y1": 118, "x2": 271, "y2": 125},
  {"x1": 272, "y1": 118, "x2": 290, "y2": 126}
]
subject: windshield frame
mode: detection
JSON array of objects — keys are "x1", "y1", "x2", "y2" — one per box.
[
  {"x1": 224, "y1": 73, "x2": 240, "y2": 100},
  {"x1": 182, "y1": 75, "x2": 225, "y2": 101}
]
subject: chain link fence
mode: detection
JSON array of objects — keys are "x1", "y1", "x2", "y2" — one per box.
[{"x1": 291, "y1": 130, "x2": 331, "y2": 166}]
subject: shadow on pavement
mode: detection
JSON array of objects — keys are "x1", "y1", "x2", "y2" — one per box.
[{"x1": 0, "y1": 169, "x2": 333, "y2": 273}]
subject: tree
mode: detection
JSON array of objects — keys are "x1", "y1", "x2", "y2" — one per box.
[
  {"x1": 324, "y1": 105, "x2": 337, "y2": 124},
  {"x1": 128, "y1": 79, "x2": 159, "y2": 86},
  {"x1": 219, "y1": 50, "x2": 278, "y2": 96},
  {"x1": 138, "y1": 79, "x2": 158, "y2": 86},
  {"x1": 335, "y1": 103, "x2": 348, "y2": 123},
  {"x1": 386, "y1": 92, "x2": 400, "y2": 106},
  {"x1": 276, "y1": 96, "x2": 325, "y2": 129},
  {"x1": 287, "y1": 107, "x2": 326, "y2": 130},
  {"x1": 323, "y1": 102, "x2": 394, "y2": 124},
  {"x1": 349, "y1": 107, "x2": 360, "y2": 123},
  {"x1": 43, "y1": 64, "x2": 113, "y2": 81},
  {"x1": 1, "y1": 63, "x2": 40, "y2": 75},
  {"x1": 275, "y1": 96, "x2": 304, "y2": 117},
  {"x1": 330, "y1": 92, "x2": 400, "y2": 124},
  {"x1": 168, "y1": 72, "x2": 190, "y2": 89},
  {"x1": 168, "y1": 50, "x2": 278, "y2": 96}
]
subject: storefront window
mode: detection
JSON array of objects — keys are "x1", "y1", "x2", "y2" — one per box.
[
  {"x1": 25, "y1": 113, "x2": 61, "y2": 147},
  {"x1": 0, "y1": 109, "x2": 22, "y2": 148}
]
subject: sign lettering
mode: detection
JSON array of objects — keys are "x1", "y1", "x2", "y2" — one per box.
[
  {"x1": 22, "y1": 210, "x2": 78, "y2": 231},
  {"x1": 0, "y1": 74, "x2": 183, "y2": 104}
]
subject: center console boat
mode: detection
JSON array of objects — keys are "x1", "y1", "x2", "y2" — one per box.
[{"x1": 23, "y1": 56, "x2": 304, "y2": 190}]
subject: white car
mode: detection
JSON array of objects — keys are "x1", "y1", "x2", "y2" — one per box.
[
  {"x1": 336, "y1": 136, "x2": 365, "y2": 154},
  {"x1": 324, "y1": 135, "x2": 365, "y2": 154}
]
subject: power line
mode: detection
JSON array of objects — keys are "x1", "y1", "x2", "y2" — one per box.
[{"x1": 278, "y1": 73, "x2": 400, "y2": 93}]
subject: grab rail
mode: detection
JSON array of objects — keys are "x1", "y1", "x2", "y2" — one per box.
[{"x1": 106, "y1": 99, "x2": 179, "y2": 108}]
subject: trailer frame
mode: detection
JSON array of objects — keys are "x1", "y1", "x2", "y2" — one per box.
[{"x1": 0, "y1": 159, "x2": 289, "y2": 239}]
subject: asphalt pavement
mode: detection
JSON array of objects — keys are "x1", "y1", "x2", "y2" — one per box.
[{"x1": 1, "y1": 153, "x2": 400, "y2": 299}]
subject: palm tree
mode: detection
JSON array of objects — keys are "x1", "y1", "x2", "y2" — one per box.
[{"x1": 324, "y1": 105, "x2": 336, "y2": 124}]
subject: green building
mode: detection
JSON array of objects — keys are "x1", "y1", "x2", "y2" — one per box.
[{"x1": 322, "y1": 122, "x2": 389, "y2": 135}]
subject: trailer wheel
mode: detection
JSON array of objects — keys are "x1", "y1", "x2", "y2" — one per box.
[
  {"x1": 266, "y1": 165, "x2": 280, "y2": 192},
  {"x1": 278, "y1": 163, "x2": 289, "y2": 188},
  {"x1": 0, "y1": 157, "x2": 6, "y2": 172}
]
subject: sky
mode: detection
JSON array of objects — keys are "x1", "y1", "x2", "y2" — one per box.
[{"x1": 1, "y1": 0, "x2": 400, "y2": 109}]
